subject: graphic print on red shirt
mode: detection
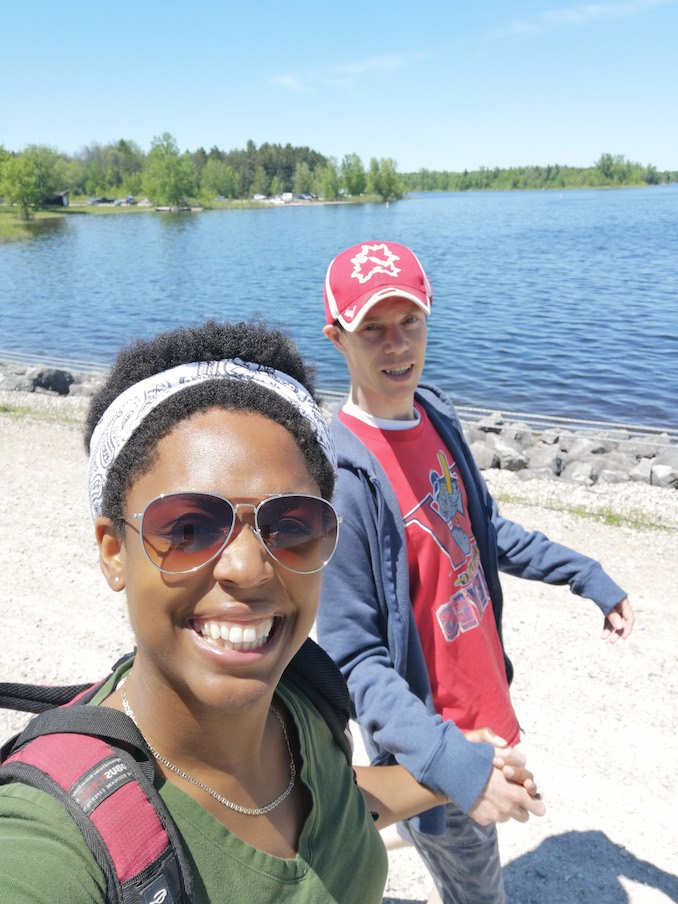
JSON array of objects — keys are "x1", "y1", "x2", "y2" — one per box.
[{"x1": 340, "y1": 404, "x2": 519, "y2": 745}]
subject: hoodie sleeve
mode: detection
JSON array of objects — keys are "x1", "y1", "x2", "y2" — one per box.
[
  {"x1": 422, "y1": 385, "x2": 628, "y2": 615},
  {"x1": 487, "y1": 492, "x2": 627, "y2": 614}
]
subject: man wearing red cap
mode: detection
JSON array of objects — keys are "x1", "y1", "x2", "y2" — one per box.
[{"x1": 317, "y1": 241, "x2": 634, "y2": 903}]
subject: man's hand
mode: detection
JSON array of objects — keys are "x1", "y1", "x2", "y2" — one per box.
[
  {"x1": 468, "y1": 763, "x2": 546, "y2": 827},
  {"x1": 602, "y1": 596, "x2": 635, "y2": 643},
  {"x1": 463, "y1": 727, "x2": 539, "y2": 797}
]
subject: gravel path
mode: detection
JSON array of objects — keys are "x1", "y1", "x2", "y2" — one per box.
[{"x1": 1, "y1": 391, "x2": 677, "y2": 903}]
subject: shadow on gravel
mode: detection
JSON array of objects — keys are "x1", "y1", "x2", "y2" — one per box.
[{"x1": 503, "y1": 829, "x2": 678, "y2": 903}]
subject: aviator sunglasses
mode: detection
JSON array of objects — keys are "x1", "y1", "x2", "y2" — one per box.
[{"x1": 122, "y1": 492, "x2": 341, "y2": 575}]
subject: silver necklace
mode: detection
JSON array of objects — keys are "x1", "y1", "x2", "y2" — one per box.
[{"x1": 120, "y1": 686, "x2": 296, "y2": 816}]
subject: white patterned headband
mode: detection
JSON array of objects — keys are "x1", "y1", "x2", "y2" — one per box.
[{"x1": 88, "y1": 358, "x2": 336, "y2": 519}]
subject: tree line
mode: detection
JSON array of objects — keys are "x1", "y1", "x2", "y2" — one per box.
[
  {"x1": 402, "y1": 154, "x2": 677, "y2": 192},
  {"x1": 0, "y1": 133, "x2": 404, "y2": 217},
  {"x1": 1, "y1": 134, "x2": 675, "y2": 220}
]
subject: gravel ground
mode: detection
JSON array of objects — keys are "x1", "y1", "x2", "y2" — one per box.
[{"x1": 1, "y1": 391, "x2": 677, "y2": 903}]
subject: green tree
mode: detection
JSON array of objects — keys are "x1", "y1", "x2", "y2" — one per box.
[
  {"x1": 340, "y1": 153, "x2": 366, "y2": 196},
  {"x1": 143, "y1": 133, "x2": 197, "y2": 206},
  {"x1": 251, "y1": 165, "x2": 270, "y2": 197},
  {"x1": 367, "y1": 157, "x2": 404, "y2": 202},
  {"x1": 314, "y1": 158, "x2": 340, "y2": 201},
  {"x1": 78, "y1": 139, "x2": 144, "y2": 196},
  {"x1": 0, "y1": 153, "x2": 43, "y2": 218},
  {"x1": 201, "y1": 158, "x2": 239, "y2": 199},
  {"x1": 62, "y1": 155, "x2": 88, "y2": 196},
  {"x1": 112, "y1": 139, "x2": 145, "y2": 196},
  {"x1": 83, "y1": 146, "x2": 107, "y2": 196},
  {"x1": 0, "y1": 145, "x2": 10, "y2": 191},
  {"x1": 595, "y1": 153, "x2": 615, "y2": 182},
  {"x1": 644, "y1": 164, "x2": 659, "y2": 185},
  {"x1": 293, "y1": 161, "x2": 313, "y2": 194},
  {"x1": 23, "y1": 145, "x2": 65, "y2": 205}
]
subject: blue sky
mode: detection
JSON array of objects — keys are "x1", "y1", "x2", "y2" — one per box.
[{"x1": 3, "y1": 0, "x2": 676, "y2": 172}]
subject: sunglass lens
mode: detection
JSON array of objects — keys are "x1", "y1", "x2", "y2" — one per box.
[
  {"x1": 257, "y1": 496, "x2": 338, "y2": 573},
  {"x1": 141, "y1": 493, "x2": 235, "y2": 573}
]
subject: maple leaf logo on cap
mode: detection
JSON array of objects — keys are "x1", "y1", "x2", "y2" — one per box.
[{"x1": 350, "y1": 243, "x2": 401, "y2": 284}]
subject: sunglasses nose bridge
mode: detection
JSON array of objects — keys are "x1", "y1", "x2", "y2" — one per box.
[
  {"x1": 230, "y1": 501, "x2": 260, "y2": 534},
  {"x1": 210, "y1": 502, "x2": 274, "y2": 576},
  {"x1": 231, "y1": 501, "x2": 258, "y2": 517}
]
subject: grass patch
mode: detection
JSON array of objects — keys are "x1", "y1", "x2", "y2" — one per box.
[
  {"x1": 0, "y1": 209, "x2": 70, "y2": 243},
  {"x1": 0, "y1": 399, "x2": 87, "y2": 428},
  {"x1": 61, "y1": 204, "x2": 151, "y2": 216},
  {"x1": 492, "y1": 489, "x2": 667, "y2": 532},
  {"x1": 0, "y1": 205, "x2": 151, "y2": 242}
]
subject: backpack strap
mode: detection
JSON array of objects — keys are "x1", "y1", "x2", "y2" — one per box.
[
  {"x1": 0, "y1": 652, "x2": 135, "y2": 715},
  {"x1": 0, "y1": 704, "x2": 192, "y2": 904},
  {"x1": 0, "y1": 680, "x2": 91, "y2": 713},
  {"x1": 284, "y1": 638, "x2": 354, "y2": 764},
  {"x1": 1, "y1": 645, "x2": 352, "y2": 762},
  {"x1": 0, "y1": 642, "x2": 350, "y2": 902}
]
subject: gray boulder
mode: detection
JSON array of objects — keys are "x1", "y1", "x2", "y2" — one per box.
[
  {"x1": 561, "y1": 460, "x2": 595, "y2": 485},
  {"x1": 525, "y1": 444, "x2": 561, "y2": 475},
  {"x1": 629, "y1": 458, "x2": 653, "y2": 484},
  {"x1": 476, "y1": 411, "x2": 504, "y2": 434},
  {"x1": 500, "y1": 422, "x2": 533, "y2": 450},
  {"x1": 26, "y1": 367, "x2": 74, "y2": 396},
  {"x1": 469, "y1": 441, "x2": 499, "y2": 471},
  {"x1": 491, "y1": 438, "x2": 527, "y2": 472}
]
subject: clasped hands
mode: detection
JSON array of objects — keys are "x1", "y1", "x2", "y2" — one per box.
[{"x1": 464, "y1": 727, "x2": 547, "y2": 827}]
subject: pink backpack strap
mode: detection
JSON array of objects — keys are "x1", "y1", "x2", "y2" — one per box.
[{"x1": 1, "y1": 705, "x2": 192, "y2": 904}]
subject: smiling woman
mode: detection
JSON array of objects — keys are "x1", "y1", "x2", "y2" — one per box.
[{"x1": 0, "y1": 317, "x2": 461, "y2": 904}]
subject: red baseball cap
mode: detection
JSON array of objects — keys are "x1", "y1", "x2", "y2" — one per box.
[{"x1": 324, "y1": 241, "x2": 433, "y2": 331}]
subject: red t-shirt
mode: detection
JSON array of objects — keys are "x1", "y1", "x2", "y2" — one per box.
[{"x1": 339, "y1": 404, "x2": 519, "y2": 745}]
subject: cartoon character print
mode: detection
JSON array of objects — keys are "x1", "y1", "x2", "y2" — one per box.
[
  {"x1": 404, "y1": 451, "x2": 472, "y2": 571},
  {"x1": 404, "y1": 449, "x2": 490, "y2": 644}
]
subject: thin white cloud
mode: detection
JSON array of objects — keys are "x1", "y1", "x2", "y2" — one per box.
[
  {"x1": 270, "y1": 53, "x2": 415, "y2": 94},
  {"x1": 269, "y1": 75, "x2": 311, "y2": 93},
  {"x1": 501, "y1": 0, "x2": 677, "y2": 36},
  {"x1": 337, "y1": 55, "x2": 408, "y2": 76}
]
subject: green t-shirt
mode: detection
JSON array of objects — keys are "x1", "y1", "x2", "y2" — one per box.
[{"x1": 0, "y1": 662, "x2": 387, "y2": 903}]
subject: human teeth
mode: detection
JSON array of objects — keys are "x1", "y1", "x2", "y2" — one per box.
[
  {"x1": 198, "y1": 618, "x2": 274, "y2": 650},
  {"x1": 222, "y1": 624, "x2": 243, "y2": 643}
]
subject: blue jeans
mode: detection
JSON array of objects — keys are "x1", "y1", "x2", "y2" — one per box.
[{"x1": 399, "y1": 803, "x2": 505, "y2": 904}]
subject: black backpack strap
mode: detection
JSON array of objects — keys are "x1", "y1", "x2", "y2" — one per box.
[
  {"x1": 0, "y1": 706, "x2": 192, "y2": 904},
  {"x1": 0, "y1": 652, "x2": 136, "y2": 715},
  {"x1": 284, "y1": 638, "x2": 353, "y2": 765},
  {"x1": 0, "y1": 681, "x2": 91, "y2": 713}
]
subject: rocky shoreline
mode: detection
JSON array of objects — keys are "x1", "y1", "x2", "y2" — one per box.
[{"x1": 1, "y1": 359, "x2": 676, "y2": 490}]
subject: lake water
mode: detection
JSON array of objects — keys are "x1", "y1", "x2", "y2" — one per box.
[{"x1": 1, "y1": 186, "x2": 677, "y2": 429}]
